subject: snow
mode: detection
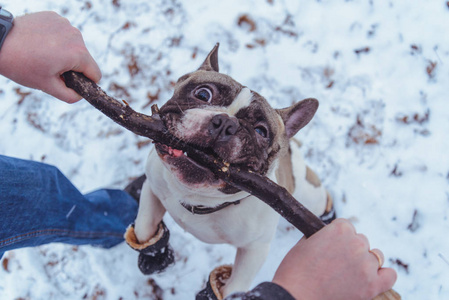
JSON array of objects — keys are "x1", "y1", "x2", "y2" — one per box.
[{"x1": 1, "y1": 0, "x2": 448, "y2": 299}]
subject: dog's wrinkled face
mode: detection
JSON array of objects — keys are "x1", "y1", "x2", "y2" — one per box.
[{"x1": 156, "y1": 44, "x2": 318, "y2": 193}]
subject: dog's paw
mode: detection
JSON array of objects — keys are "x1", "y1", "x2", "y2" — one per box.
[
  {"x1": 196, "y1": 265, "x2": 232, "y2": 300},
  {"x1": 137, "y1": 245, "x2": 174, "y2": 274},
  {"x1": 125, "y1": 221, "x2": 174, "y2": 275}
]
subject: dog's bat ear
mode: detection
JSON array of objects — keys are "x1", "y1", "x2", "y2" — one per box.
[
  {"x1": 277, "y1": 98, "x2": 319, "y2": 139},
  {"x1": 198, "y1": 43, "x2": 220, "y2": 72}
]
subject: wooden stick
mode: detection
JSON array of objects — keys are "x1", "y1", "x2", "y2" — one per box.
[
  {"x1": 62, "y1": 71, "x2": 325, "y2": 237},
  {"x1": 62, "y1": 71, "x2": 400, "y2": 299}
]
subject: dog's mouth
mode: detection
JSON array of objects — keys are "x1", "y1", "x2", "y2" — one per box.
[
  {"x1": 154, "y1": 142, "x2": 222, "y2": 187},
  {"x1": 155, "y1": 143, "x2": 185, "y2": 158}
]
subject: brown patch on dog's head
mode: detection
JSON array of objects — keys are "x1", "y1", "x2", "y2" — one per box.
[{"x1": 305, "y1": 166, "x2": 322, "y2": 188}]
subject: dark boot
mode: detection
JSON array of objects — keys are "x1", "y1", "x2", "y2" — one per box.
[
  {"x1": 125, "y1": 221, "x2": 174, "y2": 274},
  {"x1": 196, "y1": 265, "x2": 232, "y2": 300}
]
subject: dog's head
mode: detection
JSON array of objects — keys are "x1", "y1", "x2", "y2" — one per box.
[{"x1": 156, "y1": 44, "x2": 318, "y2": 193}]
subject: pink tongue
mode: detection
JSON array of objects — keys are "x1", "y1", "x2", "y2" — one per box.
[{"x1": 169, "y1": 148, "x2": 184, "y2": 157}]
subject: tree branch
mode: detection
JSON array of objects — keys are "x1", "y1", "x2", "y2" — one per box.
[{"x1": 62, "y1": 71, "x2": 325, "y2": 237}]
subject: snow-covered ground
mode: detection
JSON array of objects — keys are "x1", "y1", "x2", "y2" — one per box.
[{"x1": 1, "y1": 0, "x2": 448, "y2": 299}]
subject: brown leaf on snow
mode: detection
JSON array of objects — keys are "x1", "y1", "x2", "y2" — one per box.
[
  {"x1": 237, "y1": 14, "x2": 257, "y2": 32},
  {"x1": 255, "y1": 38, "x2": 267, "y2": 47},
  {"x1": 97, "y1": 128, "x2": 123, "y2": 138},
  {"x1": 14, "y1": 87, "x2": 32, "y2": 105},
  {"x1": 347, "y1": 115, "x2": 382, "y2": 145},
  {"x1": 410, "y1": 44, "x2": 422, "y2": 55},
  {"x1": 122, "y1": 22, "x2": 136, "y2": 30},
  {"x1": 323, "y1": 67, "x2": 335, "y2": 79},
  {"x1": 192, "y1": 47, "x2": 199, "y2": 59},
  {"x1": 274, "y1": 26, "x2": 298, "y2": 38},
  {"x1": 82, "y1": 1, "x2": 92, "y2": 11},
  {"x1": 407, "y1": 209, "x2": 421, "y2": 232},
  {"x1": 354, "y1": 46, "x2": 371, "y2": 55},
  {"x1": 147, "y1": 278, "x2": 164, "y2": 300},
  {"x1": 169, "y1": 36, "x2": 183, "y2": 47},
  {"x1": 109, "y1": 82, "x2": 131, "y2": 100},
  {"x1": 426, "y1": 60, "x2": 437, "y2": 79},
  {"x1": 143, "y1": 89, "x2": 161, "y2": 109},
  {"x1": 27, "y1": 113, "x2": 46, "y2": 133},
  {"x1": 390, "y1": 258, "x2": 409, "y2": 274},
  {"x1": 390, "y1": 164, "x2": 403, "y2": 177},
  {"x1": 412, "y1": 111, "x2": 430, "y2": 124},
  {"x1": 84, "y1": 284, "x2": 106, "y2": 300},
  {"x1": 324, "y1": 67, "x2": 335, "y2": 89},
  {"x1": 2, "y1": 257, "x2": 10, "y2": 272},
  {"x1": 128, "y1": 53, "x2": 140, "y2": 77},
  {"x1": 396, "y1": 110, "x2": 430, "y2": 125}
]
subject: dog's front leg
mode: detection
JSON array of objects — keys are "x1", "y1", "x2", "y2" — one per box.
[
  {"x1": 222, "y1": 243, "x2": 271, "y2": 297},
  {"x1": 134, "y1": 178, "x2": 166, "y2": 242},
  {"x1": 125, "y1": 179, "x2": 174, "y2": 274}
]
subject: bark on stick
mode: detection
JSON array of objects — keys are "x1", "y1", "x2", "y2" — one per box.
[{"x1": 62, "y1": 71, "x2": 325, "y2": 237}]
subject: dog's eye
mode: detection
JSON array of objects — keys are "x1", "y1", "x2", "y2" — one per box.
[
  {"x1": 255, "y1": 126, "x2": 268, "y2": 138},
  {"x1": 194, "y1": 87, "x2": 213, "y2": 102}
]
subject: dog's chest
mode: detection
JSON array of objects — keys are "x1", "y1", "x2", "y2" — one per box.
[{"x1": 145, "y1": 149, "x2": 279, "y2": 246}]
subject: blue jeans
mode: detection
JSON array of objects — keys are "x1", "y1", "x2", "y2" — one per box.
[{"x1": 0, "y1": 155, "x2": 138, "y2": 259}]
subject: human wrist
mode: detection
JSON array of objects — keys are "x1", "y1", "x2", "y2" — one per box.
[
  {"x1": 0, "y1": 7, "x2": 13, "y2": 52},
  {"x1": 0, "y1": 8, "x2": 15, "y2": 78}
]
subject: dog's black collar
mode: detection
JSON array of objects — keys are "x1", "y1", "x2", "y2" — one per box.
[{"x1": 181, "y1": 195, "x2": 250, "y2": 215}]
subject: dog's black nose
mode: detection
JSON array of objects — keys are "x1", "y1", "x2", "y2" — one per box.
[{"x1": 209, "y1": 114, "x2": 238, "y2": 141}]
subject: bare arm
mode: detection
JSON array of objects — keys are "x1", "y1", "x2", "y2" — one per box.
[
  {"x1": 0, "y1": 11, "x2": 101, "y2": 103},
  {"x1": 273, "y1": 219, "x2": 397, "y2": 300}
]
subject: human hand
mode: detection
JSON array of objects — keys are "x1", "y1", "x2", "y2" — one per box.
[
  {"x1": 0, "y1": 11, "x2": 101, "y2": 103},
  {"x1": 273, "y1": 218, "x2": 397, "y2": 300}
]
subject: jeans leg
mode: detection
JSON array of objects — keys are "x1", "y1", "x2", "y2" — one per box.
[{"x1": 0, "y1": 155, "x2": 138, "y2": 258}]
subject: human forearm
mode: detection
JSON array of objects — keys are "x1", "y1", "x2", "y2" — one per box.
[{"x1": 0, "y1": 11, "x2": 101, "y2": 103}]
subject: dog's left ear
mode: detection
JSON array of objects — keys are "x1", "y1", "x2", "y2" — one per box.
[
  {"x1": 198, "y1": 43, "x2": 220, "y2": 72},
  {"x1": 277, "y1": 98, "x2": 319, "y2": 138}
]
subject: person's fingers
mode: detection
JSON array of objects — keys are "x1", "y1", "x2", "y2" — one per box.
[
  {"x1": 46, "y1": 77, "x2": 83, "y2": 103},
  {"x1": 369, "y1": 248, "x2": 384, "y2": 269},
  {"x1": 331, "y1": 218, "x2": 357, "y2": 234},
  {"x1": 356, "y1": 233, "x2": 370, "y2": 251},
  {"x1": 71, "y1": 51, "x2": 102, "y2": 83},
  {"x1": 51, "y1": 49, "x2": 101, "y2": 103},
  {"x1": 375, "y1": 267, "x2": 398, "y2": 295}
]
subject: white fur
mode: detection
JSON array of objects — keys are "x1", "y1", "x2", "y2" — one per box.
[
  {"x1": 175, "y1": 109, "x2": 217, "y2": 141},
  {"x1": 226, "y1": 87, "x2": 252, "y2": 115},
  {"x1": 176, "y1": 88, "x2": 253, "y2": 140}
]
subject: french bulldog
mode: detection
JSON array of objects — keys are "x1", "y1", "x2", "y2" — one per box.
[{"x1": 125, "y1": 44, "x2": 334, "y2": 298}]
